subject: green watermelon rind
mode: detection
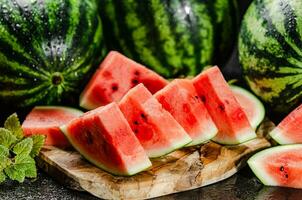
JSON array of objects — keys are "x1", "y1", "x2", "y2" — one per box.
[
  {"x1": 148, "y1": 135, "x2": 192, "y2": 158},
  {"x1": 33, "y1": 106, "x2": 84, "y2": 117},
  {"x1": 212, "y1": 128, "x2": 257, "y2": 145},
  {"x1": 230, "y1": 85, "x2": 265, "y2": 129},
  {"x1": 60, "y1": 125, "x2": 152, "y2": 176},
  {"x1": 247, "y1": 144, "x2": 302, "y2": 186},
  {"x1": 269, "y1": 127, "x2": 294, "y2": 145},
  {"x1": 185, "y1": 124, "x2": 218, "y2": 147}
]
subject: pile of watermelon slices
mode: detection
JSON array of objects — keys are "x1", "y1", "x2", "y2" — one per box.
[{"x1": 22, "y1": 51, "x2": 266, "y2": 176}]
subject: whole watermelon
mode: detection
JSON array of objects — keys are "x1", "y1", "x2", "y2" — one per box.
[
  {"x1": 0, "y1": 0, "x2": 105, "y2": 108},
  {"x1": 100, "y1": 0, "x2": 238, "y2": 77},
  {"x1": 239, "y1": 0, "x2": 302, "y2": 114}
]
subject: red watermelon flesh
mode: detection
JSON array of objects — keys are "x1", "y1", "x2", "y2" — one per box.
[
  {"x1": 119, "y1": 84, "x2": 192, "y2": 158},
  {"x1": 154, "y1": 79, "x2": 217, "y2": 146},
  {"x1": 248, "y1": 145, "x2": 302, "y2": 189},
  {"x1": 61, "y1": 103, "x2": 152, "y2": 176},
  {"x1": 80, "y1": 51, "x2": 168, "y2": 110},
  {"x1": 22, "y1": 106, "x2": 83, "y2": 148},
  {"x1": 193, "y1": 66, "x2": 256, "y2": 145},
  {"x1": 270, "y1": 104, "x2": 302, "y2": 145}
]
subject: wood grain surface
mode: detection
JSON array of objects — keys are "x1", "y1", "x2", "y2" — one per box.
[{"x1": 37, "y1": 119, "x2": 274, "y2": 200}]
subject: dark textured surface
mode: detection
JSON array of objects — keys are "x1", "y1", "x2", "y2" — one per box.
[{"x1": 0, "y1": 167, "x2": 261, "y2": 200}]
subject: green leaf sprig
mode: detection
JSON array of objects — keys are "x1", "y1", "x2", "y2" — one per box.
[{"x1": 0, "y1": 113, "x2": 45, "y2": 183}]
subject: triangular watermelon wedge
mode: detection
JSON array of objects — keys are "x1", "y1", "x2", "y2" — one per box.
[
  {"x1": 270, "y1": 104, "x2": 302, "y2": 144},
  {"x1": 22, "y1": 106, "x2": 83, "y2": 148},
  {"x1": 80, "y1": 51, "x2": 168, "y2": 110},
  {"x1": 119, "y1": 84, "x2": 192, "y2": 158},
  {"x1": 61, "y1": 103, "x2": 152, "y2": 176},
  {"x1": 248, "y1": 144, "x2": 302, "y2": 189},
  {"x1": 193, "y1": 66, "x2": 256, "y2": 145},
  {"x1": 154, "y1": 79, "x2": 218, "y2": 146}
]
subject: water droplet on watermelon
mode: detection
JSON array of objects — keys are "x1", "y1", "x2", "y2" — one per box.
[
  {"x1": 33, "y1": 78, "x2": 37, "y2": 82},
  {"x1": 18, "y1": 72, "x2": 23, "y2": 77}
]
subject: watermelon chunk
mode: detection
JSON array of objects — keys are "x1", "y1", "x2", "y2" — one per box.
[
  {"x1": 231, "y1": 85, "x2": 265, "y2": 129},
  {"x1": 61, "y1": 103, "x2": 152, "y2": 176},
  {"x1": 154, "y1": 79, "x2": 218, "y2": 146},
  {"x1": 248, "y1": 145, "x2": 302, "y2": 189},
  {"x1": 119, "y1": 84, "x2": 192, "y2": 158},
  {"x1": 193, "y1": 66, "x2": 256, "y2": 145},
  {"x1": 22, "y1": 106, "x2": 83, "y2": 148},
  {"x1": 80, "y1": 51, "x2": 168, "y2": 110},
  {"x1": 270, "y1": 104, "x2": 302, "y2": 144}
]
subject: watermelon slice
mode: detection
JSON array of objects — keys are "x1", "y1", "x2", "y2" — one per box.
[
  {"x1": 231, "y1": 85, "x2": 265, "y2": 129},
  {"x1": 22, "y1": 106, "x2": 83, "y2": 148},
  {"x1": 119, "y1": 84, "x2": 192, "y2": 158},
  {"x1": 154, "y1": 79, "x2": 218, "y2": 146},
  {"x1": 193, "y1": 66, "x2": 256, "y2": 145},
  {"x1": 248, "y1": 144, "x2": 302, "y2": 189},
  {"x1": 270, "y1": 104, "x2": 302, "y2": 144},
  {"x1": 61, "y1": 103, "x2": 152, "y2": 176},
  {"x1": 80, "y1": 51, "x2": 168, "y2": 110}
]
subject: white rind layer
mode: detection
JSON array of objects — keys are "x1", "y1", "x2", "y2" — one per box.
[
  {"x1": 230, "y1": 85, "x2": 265, "y2": 129},
  {"x1": 269, "y1": 127, "x2": 294, "y2": 145},
  {"x1": 34, "y1": 106, "x2": 84, "y2": 116},
  {"x1": 186, "y1": 123, "x2": 218, "y2": 147},
  {"x1": 212, "y1": 127, "x2": 257, "y2": 145},
  {"x1": 147, "y1": 134, "x2": 192, "y2": 158}
]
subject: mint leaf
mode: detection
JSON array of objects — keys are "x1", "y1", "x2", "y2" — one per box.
[
  {"x1": 0, "y1": 128, "x2": 17, "y2": 148},
  {"x1": 0, "y1": 157, "x2": 11, "y2": 170},
  {"x1": 30, "y1": 135, "x2": 45, "y2": 157},
  {"x1": 4, "y1": 165, "x2": 25, "y2": 183},
  {"x1": 0, "y1": 171, "x2": 6, "y2": 183},
  {"x1": 0, "y1": 145, "x2": 9, "y2": 158},
  {"x1": 13, "y1": 138, "x2": 33, "y2": 157},
  {"x1": 0, "y1": 113, "x2": 45, "y2": 183},
  {"x1": 25, "y1": 164, "x2": 37, "y2": 178},
  {"x1": 15, "y1": 154, "x2": 36, "y2": 179},
  {"x1": 5, "y1": 155, "x2": 35, "y2": 182},
  {"x1": 4, "y1": 113, "x2": 23, "y2": 140}
]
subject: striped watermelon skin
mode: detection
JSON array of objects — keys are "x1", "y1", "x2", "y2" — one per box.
[
  {"x1": 239, "y1": 0, "x2": 302, "y2": 114},
  {"x1": 100, "y1": 0, "x2": 238, "y2": 78},
  {"x1": 0, "y1": 0, "x2": 105, "y2": 108}
]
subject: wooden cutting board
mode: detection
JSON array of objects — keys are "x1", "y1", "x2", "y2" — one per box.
[{"x1": 36, "y1": 119, "x2": 274, "y2": 200}]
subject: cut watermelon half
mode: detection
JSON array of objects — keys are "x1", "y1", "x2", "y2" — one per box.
[
  {"x1": 154, "y1": 79, "x2": 217, "y2": 146},
  {"x1": 80, "y1": 51, "x2": 168, "y2": 110},
  {"x1": 248, "y1": 144, "x2": 302, "y2": 189},
  {"x1": 270, "y1": 104, "x2": 302, "y2": 145},
  {"x1": 193, "y1": 66, "x2": 256, "y2": 145},
  {"x1": 119, "y1": 84, "x2": 192, "y2": 158},
  {"x1": 231, "y1": 85, "x2": 265, "y2": 129},
  {"x1": 61, "y1": 103, "x2": 152, "y2": 176},
  {"x1": 22, "y1": 106, "x2": 83, "y2": 148}
]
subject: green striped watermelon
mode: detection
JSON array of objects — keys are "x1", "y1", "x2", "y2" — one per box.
[
  {"x1": 0, "y1": 0, "x2": 105, "y2": 108},
  {"x1": 100, "y1": 0, "x2": 238, "y2": 77},
  {"x1": 239, "y1": 0, "x2": 302, "y2": 114}
]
